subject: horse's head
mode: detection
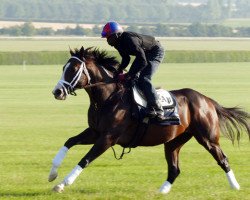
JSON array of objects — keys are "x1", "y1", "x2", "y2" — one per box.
[
  {"x1": 52, "y1": 47, "x2": 90, "y2": 100},
  {"x1": 52, "y1": 46, "x2": 120, "y2": 100}
]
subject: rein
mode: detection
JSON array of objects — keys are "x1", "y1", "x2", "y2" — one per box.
[
  {"x1": 83, "y1": 80, "x2": 117, "y2": 89},
  {"x1": 111, "y1": 146, "x2": 131, "y2": 160}
]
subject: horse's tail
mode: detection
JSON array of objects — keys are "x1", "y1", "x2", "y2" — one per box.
[{"x1": 211, "y1": 99, "x2": 250, "y2": 144}]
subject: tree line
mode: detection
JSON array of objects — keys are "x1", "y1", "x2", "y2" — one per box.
[
  {"x1": 0, "y1": 0, "x2": 250, "y2": 24},
  {"x1": 1, "y1": 22, "x2": 250, "y2": 37}
]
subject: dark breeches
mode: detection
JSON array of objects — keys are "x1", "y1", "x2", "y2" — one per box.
[{"x1": 137, "y1": 44, "x2": 165, "y2": 104}]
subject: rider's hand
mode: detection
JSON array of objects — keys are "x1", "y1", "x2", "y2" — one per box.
[
  {"x1": 118, "y1": 73, "x2": 126, "y2": 82},
  {"x1": 118, "y1": 72, "x2": 132, "y2": 82}
]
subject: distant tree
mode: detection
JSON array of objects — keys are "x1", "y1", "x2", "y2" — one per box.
[
  {"x1": 56, "y1": 27, "x2": 72, "y2": 35},
  {"x1": 4, "y1": 2, "x2": 25, "y2": 19},
  {"x1": 73, "y1": 25, "x2": 85, "y2": 35},
  {"x1": 236, "y1": 27, "x2": 250, "y2": 37},
  {"x1": 23, "y1": 2, "x2": 39, "y2": 19},
  {"x1": 1, "y1": 26, "x2": 22, "y2": 36},
  {"x1": 206, "y1": 24, "x2": 233, "y2": 37},
  {"x1": 125, "y1": 5, "x2": 141, "y2": 22},
  {"x1": 154, "y1": 6, "x2": 170, "y2": 22},
  {"x1": 94, "y1": 4, "x2": 111, "y2": 22},
  {"x1": 82, "y1": 28, "x2": 93, "y2": 36},
  {"x1": 36, "y1": 28, "x2": 54, "y2": 36},
  {"x1": 92, "y1": 25, "x2": 102, "y2": 36},
  {"x1": 3, "y1": 0, "x2": 250, "y2": 24},
  {"x1": 21, "y1": 22, "x2": 36, "y2": 36},
  {"x1": 188, "y1": 23, "x2": 207, "y2": 37},
  {"x1": 155, "y1": 24, "x2": 171, "y2": 36},
  {"x1": 109, "y1": 5, "x2": 128, "y2": 22}
]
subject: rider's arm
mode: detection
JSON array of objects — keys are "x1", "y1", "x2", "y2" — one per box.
[
  {"x1": 127, "y1": 39, "x2": 148, "y2": 77},
  {"x1": 118, "y1": 51, "x2": 130, "y2": 71}
]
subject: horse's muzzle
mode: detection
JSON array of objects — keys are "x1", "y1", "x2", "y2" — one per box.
[{"x1": 52, "y1": 88, "x2": 66, "y2": 100}]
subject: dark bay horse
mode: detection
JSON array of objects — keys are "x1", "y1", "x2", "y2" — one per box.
[{"x1": 49, "y1": 46, "x2": 250, "y2": 193}]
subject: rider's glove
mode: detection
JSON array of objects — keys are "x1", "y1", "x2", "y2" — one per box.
[{"x1": 118, "y1": 73, "x2": 126, "y2": 82}]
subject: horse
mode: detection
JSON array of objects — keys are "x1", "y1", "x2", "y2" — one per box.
[{"x1": 49, "y1": 46, "x2": 250, "y2": 194}]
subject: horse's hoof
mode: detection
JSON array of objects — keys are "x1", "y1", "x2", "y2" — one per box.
[
  {"x1": 48, "y1": 167, "x2": 58, "y2": 182},
  {"x1": 52, "y1": 183, "x2": 65, "y2": 193},
  {"x1": 48, "y1": 172, "x2": 58, "y2": 182},
  {"x1": 159, "y1": 181, "x2": 172, "y2": 194}
]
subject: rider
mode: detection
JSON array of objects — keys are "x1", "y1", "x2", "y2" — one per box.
[{"x1": 101, "y1": 21, "x2": 166, "y2": 121}]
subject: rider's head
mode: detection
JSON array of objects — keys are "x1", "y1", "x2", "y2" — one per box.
[{"x1": 101, "y1": 22, "x2": 123, "y2": 46}]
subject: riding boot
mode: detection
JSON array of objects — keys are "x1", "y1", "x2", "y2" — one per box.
[
  {"x1": 153, "y1": 101, "x2": 166, "y2": 121},
  {"x1": 145, "y1": 104, "x2": 157, "y2": 118},
  {"x1": 145, "y1": 101, "x2": 165, "y2": 121}
]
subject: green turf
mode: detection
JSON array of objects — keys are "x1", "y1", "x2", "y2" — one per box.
[{"x1": 0, "y1": 63, "x2": 249, "y2": 199}]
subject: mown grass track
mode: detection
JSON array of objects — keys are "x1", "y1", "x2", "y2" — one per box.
[{"x1": 0, "y1": 62, "x2": 249, "y2": 199}]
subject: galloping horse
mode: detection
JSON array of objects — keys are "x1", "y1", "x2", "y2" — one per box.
[{"x1": 49, "y1": 46, "x2": 250, "y2": 193}]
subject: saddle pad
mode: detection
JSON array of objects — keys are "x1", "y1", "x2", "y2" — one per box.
[
  {"x1": 133, "y1": 87, "x2": 175, "y2": 108},
  {"x1": 156, "y1": 89, "x2": 175, "y2": 108}
]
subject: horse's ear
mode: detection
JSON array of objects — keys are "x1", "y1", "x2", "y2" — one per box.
[
  {"x1": 80, "y1": 46, "x2": 85, "y2": 56},
  {"x1": 69, "y1": 46, "x2": 73, "y2": 56}
]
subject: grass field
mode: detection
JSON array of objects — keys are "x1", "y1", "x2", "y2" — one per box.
[
  {"x1": 223, "y1": 18, "x2": 250, "y2": 28},
  {"x1": 1, "y1": 37, "x2": 250, "y2": 52},
  {"x1": 0, "y1": 62, "x2": 249, "y2": 200}
]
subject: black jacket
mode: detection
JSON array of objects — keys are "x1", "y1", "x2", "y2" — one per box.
[{"x1": 114, "y1": 31, "x2": 158, "y2": 76}]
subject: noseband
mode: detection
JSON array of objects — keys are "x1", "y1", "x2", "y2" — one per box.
[{"x1": 58, "y1": 56, "x2": 91, "y2": 96}]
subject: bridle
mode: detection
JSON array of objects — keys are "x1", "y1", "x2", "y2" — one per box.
[
  {"x1": 58, "y1": 56, "x2": 91, "y2": 96},
  {"x1": 58, "y1": 56, "x2": 117, "y2": 96}
]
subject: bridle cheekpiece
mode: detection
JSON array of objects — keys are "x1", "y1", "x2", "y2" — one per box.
[{"x1": 58, "y1": 56, "x2": 91, "y2": 96}]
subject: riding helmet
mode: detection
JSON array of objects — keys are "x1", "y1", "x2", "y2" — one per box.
[{"x1": 101, "y1": 21, "x2": 123, "y2": 38}]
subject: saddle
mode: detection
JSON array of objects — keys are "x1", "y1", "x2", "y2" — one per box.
[{"x1": 132, "y1": 86, "x2": 180, "y2": 126}]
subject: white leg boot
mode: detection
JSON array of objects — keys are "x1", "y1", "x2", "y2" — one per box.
[
  {"x1": 226, "y1": 170, "x2": 240, "y2": 190},
  {"x1": 159, "y1": 181, "x2": 172, "y2": 194},
  {"x1": 53, "y1": 165, "x2": 83, "y2": 193},
  {"x1": 48, "y1": 146, "x2": 68, "y2": 182}
]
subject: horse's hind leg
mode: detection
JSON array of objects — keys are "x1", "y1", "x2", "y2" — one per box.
[
  {"x1": 48, "y1": 128, "x2": 97, "y2": 183},
  {"x1": 194, "y1": 129, "x2": 240, "y2": 190},
  {"x1": 160, "y1": 131, "x2": 193, "y2": 194}
]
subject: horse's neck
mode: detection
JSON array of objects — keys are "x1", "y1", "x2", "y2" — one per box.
[
  {"x1": 87, "y1": 83, "x2": 119, "y2": 105},
  {"x1": 87, "y1": 65, "x2": 120, "y2": 106}
]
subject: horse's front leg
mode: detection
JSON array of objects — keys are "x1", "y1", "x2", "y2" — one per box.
[
  {"x1": 48, "y1": 128, "x2": 98, "y2": 182},
  {"x1": 53, "y1": 134, "x2": 116, "y2": 193}
]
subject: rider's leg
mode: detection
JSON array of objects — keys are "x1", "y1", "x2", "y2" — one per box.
[
  {"x1": 137, "y1": 45, "x2": 165, "y2": 120},
  {"x1": 137, "y1": 72, "x2": 165, "y2": 119}
]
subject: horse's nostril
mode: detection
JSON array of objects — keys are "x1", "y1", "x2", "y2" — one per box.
[{"x1": 54, "y1": 89, "x2": 62, "y2": 96}]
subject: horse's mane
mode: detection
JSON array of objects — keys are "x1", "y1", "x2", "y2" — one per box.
[{"x1": 70, "y1": 47, "x2": 120, "y2": 73}]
